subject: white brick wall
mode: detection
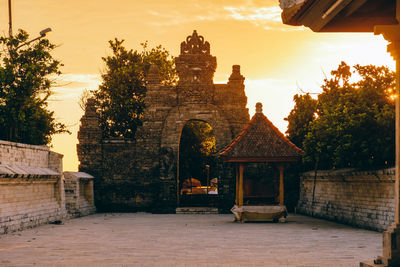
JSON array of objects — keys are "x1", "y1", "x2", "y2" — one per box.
[
  {"x1": 0, "y1": 141, "x2": 66, "y2": 234},
  {"x1": 297, "y1": 168, "x2": 395, "y2": 231},
  {"x1": 64, "y1": 172, "x2": 95, "y2": 218},
  {"x1": 0, "y1": 140, "x2": 50, "y2": 168}
]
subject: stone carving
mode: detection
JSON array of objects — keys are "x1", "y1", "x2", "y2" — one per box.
[
  {"x1": 175, "y1": 31, "x2": 217, "y2": 104},
  {"x1": 229, "y1": 65, "x2": 245, "y2": 83},
  {"x1": 146, "y1": 64, "x2": 160, "y2": 84},
  {"x1": 160, "y1": 147, "x2": 175, "y2": 180},
  {"x1": 180, "y1": 30, "x2": 210, "y2": 55}
]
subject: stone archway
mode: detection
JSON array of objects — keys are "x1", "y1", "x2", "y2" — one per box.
[
  {"x1": 160, "y1": 103, "x2": 232, "y2": 206},
  {"x1": 78, "y1": 30, "x2": 249, "y2": 213},
  {"x1": 161, "y1": 103, "x2": 232, "y2": 151}
]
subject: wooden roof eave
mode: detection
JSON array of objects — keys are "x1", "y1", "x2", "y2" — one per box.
[
  {"x1": 220, "y1": 156, "x2": 302, "y2": 163},
  {"x1": 281, "y1": 0, "x2": 314, "y2": 26},
  {"x1": 281, "y1": 0, "x2": 397, "y2": 32},
  {"x1": 218, "y1": 114, "x2": 303, "y2": 158}
]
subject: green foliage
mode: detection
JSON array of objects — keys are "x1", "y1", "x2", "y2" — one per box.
[
  {"x1": 93, "y1": 39, "x2": 176, "y2": 138},
  {"x1": 285, "y1": 93, "x2": 317, "y2": 148},
  {"x1": 140, "y1": 41, "x2": 177, "y2": 86},
  {"x1": 287, "y1": 61, "x2": 395, "y2": 170},
  {"x1": 0, "y1": 29, "x2": 68, "y2": 145},
  {"x1": 179, "y1": 120, "x2": 217, "y2": 185}
]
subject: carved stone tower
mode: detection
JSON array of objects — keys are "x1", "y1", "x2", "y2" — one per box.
[{"x1": 175, "y1": 30, "x2": 217, "y2": 104}]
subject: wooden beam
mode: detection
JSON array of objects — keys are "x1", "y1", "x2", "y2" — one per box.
[
  {"x1": 221, "y1": 157, "x2": 301, "y2": 163},
  {"x1": 238, "y1": 164, "x2": 244, "y2": 207},
  {"x1": 344, "y1": 0, "x2": 367, "y2": 17},
  {"x1": 300, "y1": 0, "x2": 352, "y2": 32},
  {"x1": 235, "y1": 164, "x2": 239, "y2": 205},
  {"x1": 397, "y1": 0, "x2": 400, "y2": 23},
  {"x1": 277, "y1": 164, "x2": 284, "y2": 206}
]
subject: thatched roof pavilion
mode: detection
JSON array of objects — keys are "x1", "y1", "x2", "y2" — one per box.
[{"x1": 219, "y1": 102, "x2": 302, "y2": 222}]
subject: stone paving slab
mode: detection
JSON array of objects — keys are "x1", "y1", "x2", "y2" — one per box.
[{"x1": 0, "y1": 213, "x2": 381, "y2": 267}]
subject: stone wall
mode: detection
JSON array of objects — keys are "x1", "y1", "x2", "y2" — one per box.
[
  {"x1": 0, "y1": 140, "x2": 50, "y2": 167},
  {"x1": 0, "y1": 140, "x2": 66, "y2": 234},
  {"x1": 297, "y1": 168, "x2": 395, "y2": 231},
  {"x1": 77, "y1": 31, "x2": 249, "y2": 213},
  {"x1": 64, "y1": 172, "x2": 96, "y2": 217}
]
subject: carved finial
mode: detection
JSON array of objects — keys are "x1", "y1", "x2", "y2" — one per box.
[
  {"x1": 256, "y1": 102, "x2": 263, "y2": 114},
  {"x1": 232, "y1": 65, "x2": 240, "y2": 75},
  {"x1": 180, "y1": 30, "x2": 210, "y2": 55},
  {"x1": 85, "y1": 98, "x2": 97, "y2": 115},
  {"x1": 229, "y1": 65, "x2": 245, "y2": 82},
  {"x1": 147, "y1": 64, "x2": 160, "y2": 84},
  {"x1": 149, "y1": 64, "x2": 159, "y2": 75}
]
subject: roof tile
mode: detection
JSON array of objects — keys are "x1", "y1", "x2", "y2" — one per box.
[{"x1": 218, "y1": 104, "x2": 303, "y2": 162}]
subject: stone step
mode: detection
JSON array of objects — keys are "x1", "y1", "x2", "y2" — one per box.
[{"x1": 176, "y1": 207, "x2": 219, "y2": 214}]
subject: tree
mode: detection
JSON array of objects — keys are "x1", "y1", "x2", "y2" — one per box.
[
  {"x1": 0, "y1": 29, "x2": 68, "y2": 145},
  {"x1": 179, "y1": 120, "x2": 216, "y2": 184},
  {"x1": 285, "y1": 93, "x2": 317, "y2": 148},
  {"x1": 93, "y1": 39, "x2": 176, "y2": 138},
  {"x1": 287, "y1": 62, "x2": 395, "y2": 170}
]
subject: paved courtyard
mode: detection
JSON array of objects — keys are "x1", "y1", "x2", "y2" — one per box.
[{"x1": 0, "y1": 213, "x2": 381, "y2": 267}]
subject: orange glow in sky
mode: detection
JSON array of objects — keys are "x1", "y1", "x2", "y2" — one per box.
[{"x1": 0, "y1": 0, "x2": 395, "y2": 171}]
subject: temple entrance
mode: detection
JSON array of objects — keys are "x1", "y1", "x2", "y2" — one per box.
[{"x1": 178, "y1": 120, "x2": 218, "y2": 207}]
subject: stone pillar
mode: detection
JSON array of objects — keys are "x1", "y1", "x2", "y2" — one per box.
[
  {"x1": 361, "y1": 25, "x2": 400, "y2": 267},
  {"x1": 77, "y1": 98, "x2": 102, "y2": 172},
  {"x1": 226, "y1": 65, "x2": 250, "y2": 136},
  {"x1": 76, "y1": 98, "x2": 103, "y2": 209}
]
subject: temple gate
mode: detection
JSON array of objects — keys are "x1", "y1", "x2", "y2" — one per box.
[{"x1": 77, "y1": 31, "x2": 249, "y2": 212}]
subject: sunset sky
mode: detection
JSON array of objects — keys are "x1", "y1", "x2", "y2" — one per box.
[{"x1": 0, "y1": 0, "x2": 395, "y2": 171}]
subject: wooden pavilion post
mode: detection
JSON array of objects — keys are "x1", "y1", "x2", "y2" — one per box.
[
  {"x1": 238, "y1": 164, "x2": 244, "y2": 207},
  {"x1": 235, "y1": 164, "x2": 239, "y2": 205},
  {"x1": 277, "y1": 164, "x2": 284, "y2": 206}
]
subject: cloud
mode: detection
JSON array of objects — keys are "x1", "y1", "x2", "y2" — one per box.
[
  {"x1": 224, "y1": 6, "x2": 282, "y2": 23},
  {"x1": 49, "y1": 74, "x2": 101, "y2": 100},
  {"x1": 145, "y1": 1, "x2": 304, "y2": 32},
  {"x1": 223, "y1": 4, "x2": 305, "y2": 31},
  {"x1": 146, "y1": 3, "x2": 227, "y2": 27}
]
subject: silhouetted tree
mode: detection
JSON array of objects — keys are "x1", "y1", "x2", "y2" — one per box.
[
  {"x1": 285, "y1": 93, "x2": 317, "y2": 148},
  {"x1": 286, "y1": 62, "x2": 395, "y2": 170},
  {"x1": 93, "y1": 39, "x2": 176, "y2": 138},
  {"x1": 0, "y1": 29, "x2": 69, "y2": 145}
]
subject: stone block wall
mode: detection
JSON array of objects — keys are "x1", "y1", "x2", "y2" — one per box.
[
  {"x1": 77, "y1": 32, "x2": 249, "y2": 213},
  {"x1": 0, "y1": 140, "x2": 50, "y2": 167},
  {"x1": 64, "y1": 172, "x2": 96, "y2": 217},
  {"x1": 0, "y1": 140, "x2": 66, "y2": 234},
  {"x1": 97, "y1": 140, "x2": 161, "y2": 212},
  {"x1": 297, "y1": 168, "x2": 395, "y2": 231}
]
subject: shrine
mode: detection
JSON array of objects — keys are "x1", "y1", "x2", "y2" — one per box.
[{"x1": 219, "y1": 102, "x2": 303, "y2": 222}]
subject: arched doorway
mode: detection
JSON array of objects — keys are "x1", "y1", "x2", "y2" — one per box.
[
  {"x1": 178, "y1": 120, "x2": 218, "y2": 207},
  {"x1": 159, "y1": 104, "x2": 233, "y2": 208}
]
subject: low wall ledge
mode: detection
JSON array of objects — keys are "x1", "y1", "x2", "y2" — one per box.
[
  {"x1": 64, "y1": 171, "x2": 94, "y2": 179},
  {"x1": 0, "y1": 164, "x2": 60, "y2": 178},
  {"x1": 0, "y1": 140, "x2": 50, "y2": 151},
  {"x1": 301, "y1": 168, "x2": 395, "y2": 178}
]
